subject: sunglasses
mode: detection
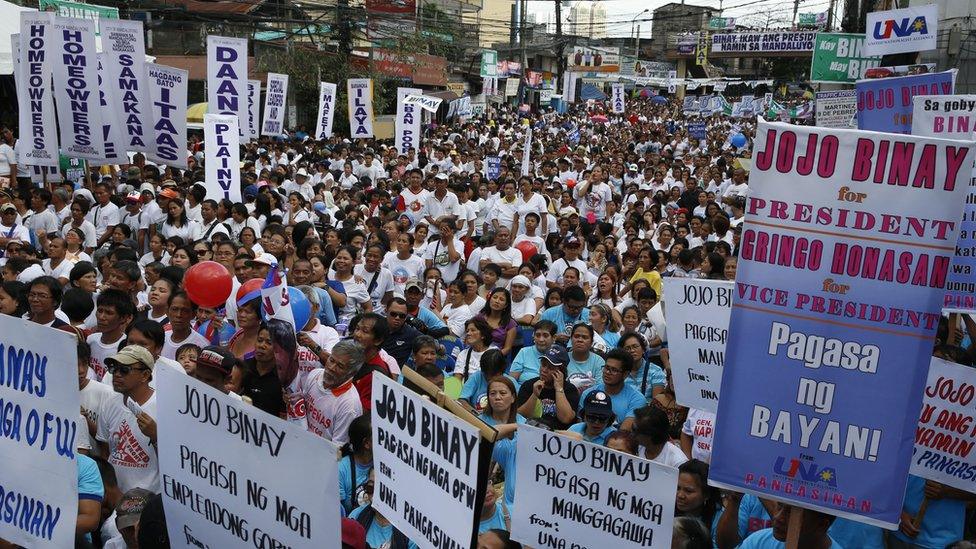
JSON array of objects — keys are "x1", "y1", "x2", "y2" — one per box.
[
  {"x1": 107, "y1": 363, "x2": 150, "y2": 376},
  {"x1": 587, "y1": 414, "x2": 612, "y2": 423},
  {"x1": 388, "y1": 311, "x2": 407, "y2": 319}
]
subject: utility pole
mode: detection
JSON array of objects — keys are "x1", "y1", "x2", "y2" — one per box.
[
  {"x1": 791, "y1": 0, "x2": 800, "y2": 26},
  {"x1": 555, "y1": 0, "x2": 564, "y2": 94},
  {"x1": 826, "y1": 0, "x2": 836, "y2": 31},
  {"x1": 337, "y1": 0, "x2": 351, "y2": 54},
  {"x1": 517, "y1": 0, "x2": 528, "y2": 105}
]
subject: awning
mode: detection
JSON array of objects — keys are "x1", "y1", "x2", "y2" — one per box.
[{"x1": 425, "y1": 90, "x2": 459, "y2": 102}]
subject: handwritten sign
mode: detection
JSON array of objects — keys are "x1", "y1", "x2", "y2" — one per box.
[
  {"x1": 156, "y1": 367, "x2": 341, "y2": 548},
  {"x1": 511, "y1": 426, "x2": 676, "y2": 549}
]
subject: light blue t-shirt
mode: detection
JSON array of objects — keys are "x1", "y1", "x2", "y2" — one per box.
[
  {"x1": 892, "y1": 474, "x2": 965, "y2": 548},
  {"x1": 416, "y1": 306, "x2": 447, "y2": 331},
  {"x1": 737, "y1": 494, "x2": 773, "y2": 540},
  {"x1": 566, "y1": 352, "x2": 605, "y2": 391},
  {"x1": 349, "y1": 505, "x2": 394, "y2": 548},
  {"x1": 337, "y1": 456, "x2": 372, "y2": 514},
  {"x1": 828, "y1": 518, "x2": 884, "y2": 549},
  {"x1": 739, "y1": 528, "x2": 843, "y2": 549},
  {"x1": 567, "y1": 422, "x2": 615, "y2": 446},
  {"x1": 492, "y1": 433, "x2": 518, "y2": 510},
  {"x1": 538, "y1": 305, "x2": 590, "y2": 335},
  {"x1": 597, "y1": 330, "x2": 620, "y2": 349},
  {"x1": 625, "y1": 360, "x2": 666, "y2": 399},
  {"x1": 479, "y1": 501, "x2": 509, "y2": 533},
  {"x1": 461, "y1": 372, "x2": 518, "y2": 414},
  {"x1": 510, "y1": 345, "x2": 546, "y2": 380},
  {"x1": 579, "y1": 384, "x2": 647, "y2": 423},
  {"x1": 78, "y1": 454, "x2": 104, "y2": 502}
]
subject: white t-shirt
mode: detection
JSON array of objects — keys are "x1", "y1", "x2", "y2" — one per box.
[
  {"x1": 298, "y1": 371, "x2": 363, "y2": 446},
  {"x1": 0, "y1": 143, "x2": 15, "y2": 176},
  {"x1": 423, "y1": 238, "x2": 465, "y2": 283},
  {"x1": 575, "y1": 181, "x2": 613, "y2": 219},
  {"x1": 353, "y1": 264, "x2": 395, "y2": 315},
  {"x1": 87, "y1": 201, "x2": 121, "y2": 240},
  {"x1": 682, "y1": 409, "x2": 716, "y2": 463},
  {"x1": 644, "y1": 441, "x2": 689, "y2": 468},
  {"x1": 334, "y1": 277, "x2": 370, "y2": 324},
  {"x1": 119, "y1": 209, "x2": 150, "y2": 238},
  {"x1": 87, "y1": 332, "x2": 126, "y2": 381},
  {"x1": 194, "y1": 219, "x2": 230, "y2": 241},
  {"x1": 479, "y1": 246, "x2": 522, "y2": 285},
  {"x1": 42, "y1": 257, "x2": 75, "y2": 281},
  {"x1": 490, "y1": 197, "x2": 519, "y2": 230},
  {"x1": 515, "y1": 193, "x2": 547, "y2": 234},
  {"x1": 161, "y1": 329, "x2": 210, "y2": 361},
  {"x1": 425, "y1": 191, "x2": 461, "y2": 232},
  {"x1": 439, "y1": 303, "x2": 474, "y2": 338},
  {"x1": 382, "y1": 251, "x2": 425, "y2": 296},
  {"x1": 546, "y1": 257, "x2": 588, "y2": 286},
  {"x1": 161, "y1": 220, "x2": 198, "y2": 242},
  {"x1": 80, "y1": 379, "x2": 114, "y2": 439},
  {"x1": 26, "y1": 208, "x2": 59, "y2": 236},
  {"x1": 95, "y1": 392, "x2": 160, "y2": 493},
  {"x1": 302, "y1": 322, "x2": 341, "y2": 353},
  {"x1": 510, "y1": 296, "x2": 537, "y2": 322},
  {"x1": 399, "y1": 187, "x2": 430, "y2": 226}
]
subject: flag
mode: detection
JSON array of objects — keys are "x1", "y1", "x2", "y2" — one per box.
[{"x1": 260, "y1": 263, "x2": 295, "y2": 331}]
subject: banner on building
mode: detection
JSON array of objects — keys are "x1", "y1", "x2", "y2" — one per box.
[
  {"x1": 204, "y1": 113, "x2": 242, "y2": 203},
  {"x1": 710, "y1": 120, "x2": 976, "y2": 528},
  {"x1": 156, "y1": 367, "x2": 341, "y2": 548},
  {"x1": 810, "y1": 33, "x2": 882, "y2": 83},
  {"x1": 314, "y1": 82, "x2": 337, "y2": 139},
  {"x1": 496, "y1": 60, "x2": 521, "y2": 77},
  {"x1": 710, "y1": 31, "x2": 816, "y2": 54},
  {"x1": 246, "y1": 79, "x2": 260, "y2": 139},
  {"x1": 395, "y1": 87, "x2": 422, "y2": 155},
  {"x1": 94, "y1": 53, "x2": 125, "y2": 165},
  {"x1": 912, "y1": 95, "x2": 976, "y2": 312},
  {"x1": 101, "y1": 19, "x2": 150, "y2": 154},
  {"x1": 511, "y1": 426, "x2": 677, "y2": 549},
  {"x1": 480, "y1": 49, "x2": 497, "y2": 78},
  {"x1": 799, "y1": 12, "x2": 828, "y2": 28},
  {"x1": 566, "y1": 46, "x2": 620, "y2": 73},
  {"x1": 207, "y1": 35, "x2": 248, "y2": 137},
  {"x1": 708, "y1": 17, "x2": 736, "y2": 30},
  {"x1": 347, "y1": 78, "x2": 374, "y2": 139},
  {"x1": 17, "y1": 12, "x2": 59, "y2": 167},
  {"x1": 696, "y1": 32, "x2": 709, "y2": 66},
  {"x1": 865, "y1": 4, "x2": 938, "y2": 56},
  {"x1": 404, "y1": 94, "x2": 442, "y2": 113},
  {"x1": 856, "y1": 69, "x2": 955, "y2": 134},
  {"x1": 51, "y1": 17, "x2": 104, "y2": 161},
  {"x1": 371, "y1": 375, "x2": 486, "y2": 549},
  {"x1": 610, "y1": 83, "x2": 625, "y2": 113},
  {"x1": 146, "y1": 63, "x2": 188, "y2": 169},
  {"x1": 261, "y1": 72, "x2": 288, "y2": 136},
  {"x1": 0, "y1": 316, "x2": 80, "y2": 548},
  {"x1": 664, "y1": 278, "x2": 732, "y2": 412},
  {"x1": 505, "y1": 77, "x2": 519, "y2": 97},
  {"x1": 815, "y1": 90, "x2": 857, "y2": 128}
]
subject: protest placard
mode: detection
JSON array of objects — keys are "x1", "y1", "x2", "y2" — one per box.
[
  {"x1": 261, "y1": 73, "x2": 288, "y2": 136},
  {"x1": 156, "y1": 367, "x2": 341, "y2": 548},
  {"x1": 664, "y1": 278, "x2": 732, "y2": 412},
  {"x1": 371, "y1": 374, "x2": 489, "y2": 549},
  {"x1": 0, "y1": 315, "x2": 80, "y2": 548},
  {"x1": 910, "y1": 357, "x2": 976, "y2": 493},
  {"x1": 912, "y1": 95, "x2": 976, "y2": 313},
  {"x1": 246, "y1": 79, "x2": 260, "y2": 140},
  {"x1": 611, "y1": 83, "x2": 625, "y2": 114},
  {"x1": 688, "y1": 121, "x2": 707, "y2": 140},
  {"x1": 145, "y1": 63, "x2": 188, "y2": 169},
  {"x1": 314, "y1": 82, "x2": 337, "y2": 140},
  {"x1": 856, "y1": 69, "x2": 955, "y2": 134},
  {"x1": 511, "y1": 426, "x2": 676, "y2": 549},
  {"x1": 206, "y1": 35, "x2": 248, "y2": 137},
  {"x1": 810, "y1": 33, "x2": 882, "y2": 83},
  {"x1": 347, "y1": 78, "x2": 375, "y2": 139},
  {"x1": 18, "y1": 12, "x2": 59, "y2": 167},
  {"x1": 94, "y1": 53, "x2": 126, "y2": 165},
  {"x1": 486, "y1": 156, "x2": 502, "y2": 180},
  {"x1": 52, "y1": 16, "x2": 105, "y2": 161},
  {"x1": 204, "y1": 113, "x2": 242, "y2": 203},
  {"x1": 709, "y1": 120, "x2": 976, "y2": 528},
  {"x1": 815, "y1": 90, "x2": 857, "y2": 129},
  {"x1": 404, "y1": 94, "x2": 443, "y2": 113},
  {"x1": 865, "y1": 4, "x2": 938, "y2": 56},
  {"x1": 395, "y1": 87, "x2": 422, "y2": 155},
  {"x1": 101, "y1": 19, "x2": 150, "y2": 154}
]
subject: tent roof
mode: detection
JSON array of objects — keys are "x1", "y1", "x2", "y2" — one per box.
[{"x1": 0, "y1": 0, "x2": 35, "y2": 75}]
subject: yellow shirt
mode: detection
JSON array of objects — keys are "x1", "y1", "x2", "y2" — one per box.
[{"x1": 630, "y1": 269, "x2": 663, "y2": 298}]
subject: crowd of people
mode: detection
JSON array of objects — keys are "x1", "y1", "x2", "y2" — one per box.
[{"x1": 0, "y1": 95, "x2": 973, "y2": 549}]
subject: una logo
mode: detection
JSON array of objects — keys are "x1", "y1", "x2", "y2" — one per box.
[
  {"x1": 873, "y1": 16, "x2": 928, "y2": 39},
  {"x1": 773, "y1": 457, "x2": 838, "y2": 487}
]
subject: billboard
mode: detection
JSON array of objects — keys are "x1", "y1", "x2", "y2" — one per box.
[
  {"x1": 566, "y1": 46, "x2": 620, "y2": 73},
  {"x1": 711, "y1": 31, "x2": 816, "y2": 54}
]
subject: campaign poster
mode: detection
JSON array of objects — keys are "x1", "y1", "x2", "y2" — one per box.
[
  {"x1": 156, "y1": 368, "x2": 341, "y2": 548},
  {"x1": 95, "y1": 53, "x2": 126, "y2": 165},
  {"x1": 815, "y1": 90, "x2": 858, "y2": 129},
  {"x1": 347, "y1": 78, "x2": 375, "y2": 139},
  {"x1": 0, "y1": 316, "x2": 80, "y2": 548},
  {"x1": 856, "y1": 70, "x2": 955, "y2": 134},
  {"x1": 710, "y1": 31, "x2": 816, "y2": 54},
  {"x1": 145, "y1": 63, "x2": 188, "y2": 169},
  {"x1": 101, "y1": 19, "x2": 150, "y2": 154},
  {"x1": 912, "y1": 95, "x2": 976, "y2": 312},
  {"x1": 17, "y1": 12, "x2": 59, "y2": 166},
  {"x1": 810, "y1": 33, "x2": 882, "y2": 83},
  {"x1": 664, "y1": 278, "x2": 732, "y2": 412},
  {"x1": 204, "y1": 113, "x2": 242, "y2": 203},
  {"x1": 610, "y1": 83, "x2": 625, "y2": 114},
  {"x1": 371, "y1": 375, "x2": 486, "y2": 549},
  {"x1": 246, "y1": 79, "x2": 260, "y2": 140},
  {"x1": 709, "y1": 120, "x2": 976, "y2": 528},
  {"x1": 261, "y1": 73, "x2": 289, "y2": 136},
  {"x1": 395, "y1": 87, "x2": 422, "y2": 155},
  {"x1": 314, "y1": 82, "x2": 337, "y2": 140},
  {"x1": 511, "y1": 426, "x2": 676, "y2": 549},
  {"x1": 865, "y1": 4, "x2": 938, "y2": 56},
  {"x1": 206, "y1": 35, "x2": 248, "y2": 137},
  {"x1": 51, "y1": 17, "x2": 105, "y2": 160},
  {"x1": 688, "y1": 121, "x2": 707, "y2": 140}
]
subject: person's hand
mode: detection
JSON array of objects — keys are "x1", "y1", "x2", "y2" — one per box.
[
  {"x1": 924, "y1": 480, "x2": 946, "y2": 500},
  {"x1": 532, "y1": 379, "x2": 544, "y2": 398},
  {"x1": 296, "y1": 332, "x2": 316, "y2": 351},
  {"x1": 555, "y1": 333, "x2": 570, "y2": 344},
  {"x1": 551, "y1": 369, "x2": 565, "y2": 388},
  {"x1": 135, "y1": 412, "x2": 157, "y2": 443},
  {"x1": 898, "y1": 511, "x2": 920, "y2": 538}
]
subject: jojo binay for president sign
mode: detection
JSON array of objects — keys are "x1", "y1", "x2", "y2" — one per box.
[{"x1": 709, "y1": 119, "x2": 976, "y2": 528}]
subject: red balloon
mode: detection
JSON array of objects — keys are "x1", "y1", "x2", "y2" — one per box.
[
  {"x1": 566, "y1": 178, "x2": 576, "y2": 189},
  {"x1": 235, "y1": 278, "x2": 265, "y2": 306},
  {"x1": 515, "y1": 241, "x2": 538, "y2": 263},
  {"x1": 184, "y1": 261, "x2": 233, "y2": 308}
]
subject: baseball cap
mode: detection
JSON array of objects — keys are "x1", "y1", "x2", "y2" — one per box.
[
  {"x1": 559, "y1": 206, "x2": 579, "y2": 219},
  {"x1": 136, "y1": 494, "x2": 170, "y2": 548},
  {"x1": 105, "y1": 345, "x2": 155, "y2": 371},
  {"x1": 0, "y1": 203, "x2": 15, "y2": 214},
  {"x1": 158, "y1": 188, "x2": 180, "y2": 200},
  {"x1": 628, "y1": 164, "x2": 639, "y2": 171},
  {"x1": 116, "y1": 488, "x2": 153, "y2": 529},
  {"x1": 583, "y1": 390, "x2": 614, "y2": 419},
  {"x1": 313, "y1": 201, "x2": 328, "y2": 213},
  {"x1": 126, "y1": 191, "x2": 141, "y2": 203},
  {"x1": 341, "y1": 518, "x2": 367, "y2": 549},
  {"x1": 434, "y1": 173, "x2": 449, "y2": 181},
  {"x1": 563, "y1": 235, "x2": 581, "y2": 247},
  {"x1": 404, "y1": 277, "x2": 424, "y2": 293},
  {"x1": 243, "y1": 185, "x2": 259, "y2": 199},
  {"x1": 541, "y1": 345, "x2": 569, "y2": 369},
  {"x1": 247, "y1": 253, "x2": 277, "y2": 267},
  {"x1": 126, "y1": 166, "x2": 142, "y2": 179},
  {"x1": 196, "y1": 346, "x2": 237, "y2": 376}
]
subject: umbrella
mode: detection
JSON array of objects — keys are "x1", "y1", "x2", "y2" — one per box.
[
  {"x1": 590, "y1": 114, "x2": 608, "y2": 123},
  {"x1": 651, "y1": 95, "x2": 668, "y2": 105},
  {"x1": 187, "y1": 102, "x2": 208, "y2": 123}
]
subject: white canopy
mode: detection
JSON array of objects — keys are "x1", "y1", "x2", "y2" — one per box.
[{"x1": 0, "y1": 0, "x2": 35, "y2": 75}]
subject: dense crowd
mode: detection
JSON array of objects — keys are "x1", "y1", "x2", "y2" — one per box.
[{"x1": 0, "y1": 96, "x2": 973, "y2": 549}]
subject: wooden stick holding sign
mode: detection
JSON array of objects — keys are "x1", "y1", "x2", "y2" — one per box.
[
  {"x1": 913, "y1": 497, "x2": 929, "y2": 530},
  {"x1": 785, "y1": 508, "x2": 803, "y2": 549},
  {"x1": 401, "y1": 366, "x2": 498, "y2": 442}
]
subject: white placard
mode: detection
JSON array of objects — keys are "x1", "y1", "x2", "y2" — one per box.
[
  {"x1": 511, "y1": 426, "x2": 677, "y2": 549},
  {"x1": 101, "y1": 19, "x2": 150, "y2": 154},
  {"x1": 865, "y1": 4, "x2": 938, "y2": 56},
  {"x1": 18, "y1": 12, "x2": 59, "y2": 167},
  {"x1": 261, "y1": 73, "x2": 289, "y2": 136},
  {"x1": 10, "y1": 33, "x2": 19, "y2": 91},
  {"x1": 371, "y1": 375, "x2": 483, "y2": 549},
  {"x1": 395, "y1": 87, "x2": 422, "y2": 155},
  {"x1": 246, "y1": 79, "x2": 260, "y2": 140},
  {"x1": 815, "y1": 90, "x2": 858, "y2": 129},
  {"x1": 314, "y1": 82, "x2": 337, "y2": 140},
  {"x1": 521, "y1": 126, "x2": 532, "y2": 176},
  {"x1": 347, "y1": 78, "x2": 374, "y2": 139},
  {"x1": 0, "y1": 315, "x2": 80, "y2": 548},
  {"x1": 146, "y1": 63, "x2": 188, "y2": 169},
  {"x1": 51, "y1": 16, "x2": 104, "y2": 161},
  {"x1": 611, "y1": 83, "x2": 625, "y2": 113},
  {"x1": 156, "y1": 367, "x2": 341, "y2": 548},
  {"x1": 663, "y1": 278, "x2": 732, "y2": 412},
  {"x1": 95, "y1": 53, "x2": 126, "y2": 165},
  {"x1": 204, "y1": 113, "x2": 242, "y2": 203},
  {"x1": 404, "y1": 94, "x2": 443, "y2": 113},
  {"x1": 207, "y1": 35, "x2": 248, "y2": 137}
]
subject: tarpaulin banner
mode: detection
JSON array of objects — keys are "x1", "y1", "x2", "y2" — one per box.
[
  {"x1": 912, "y1": 95, "x2": 976, "y2": 312},
  {"x1": 314, "y1": 82, "x2": 336, "y2": 140},
  {"x1": 810, "y1": 33, "x2": 882, "y2": 83},
  {"x1": 486, "y1": 156, "x2": 501, "y2": 180},
  {"x1": 18, "y1": 12, "x2": 59, "y2": 167},
  {"x1": 815, "y1": 90, "x2": 858, "y2": 129},
  {"x1": 689, "y1": 121, "x2": 707, "y2": 139},
  {"x1": 51, "y1": 16, "x2": 104, "y2": 160},
  {"x1": 395, "y1": 87, "x2": 422, "y2": 155},
  {"x1": 865, "y1": 4, "x2": 938, "y2": 56},
  {"x1": 246, "y1": 79, "x2": 260, "y2": 140},
  {"x1": 146, "y1": 63, "x2": 188, "y2": 169},
  {"x1": 711, "y1": 31, "x2": 816, "y2": 54},
  {"x1": 610, "y1": 83, "x2": 625, "y2": 113},
  {"x1": 856, "y1": 70, "x2": 955, "y2": 134},
  {"x1": 94, "y1": 53, "x2": 126, "y2": 165},
  {"x1": 207, "y1": 35, "x2": 248, "y2": 138},
  {"x1": 347, "y1": 78, "x2": 374, "y2": 139},
  {"x1": 101, "y1": 19, "x2": 150, "y2": 154},
  {"x1": 710, "y1": 120, "x2": 976, "y2": 528},
  {"x1": 204, "y1": 113, "x2": 242, "y2": 203},
  {"x1": 261, "y1": 72, "x2": 288, "y2": 136}
]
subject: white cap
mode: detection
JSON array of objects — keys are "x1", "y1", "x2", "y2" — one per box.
[
  {"x1": 509, "y1": 275, "x2": 531, "y2": 288},
  {"x1": 247, "y1": 253, "x2": 277, "y2": 267}
]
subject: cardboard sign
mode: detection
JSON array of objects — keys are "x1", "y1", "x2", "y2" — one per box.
[
  {"x1": 52, "y1": 16, "x2": 105, "y2": 160},
  {"x1": 101, "y1": 18, "x2": 150, "y2": 154},
  {"x1": 18, "y1": 12, "x2": 59, "y2": 166},
  {"x1": 145, "y1": 63, "x2": 188, "y2": 169},
  {"x1": 815, "y1": 90, "x2": 857, "y2": 129},
  {"x1": 314, "y1": 82, "x2": 337, "y2": 139},
  {"x1": 347, "y1": 78, "x2": 375, "y2": 139},
  {"x1": 261, "y1": 73, "x2": 289, "y2": 136}
]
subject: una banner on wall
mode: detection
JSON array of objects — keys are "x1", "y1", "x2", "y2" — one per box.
[
  {"x1": 709, "y1": 120, "x2": 976, "y2": 528},
  {"x1": 810, "y1": 33, "x2": 882, "y2": 83},
  {"x1": 865, "y1": 4, "x2": 938, "y2": 56},
  {"x1": 207, "y1": 35, "x2": 248, "y2": 137},
  {"x1": 246, "y1": 79, "x2": 260, "y2": 140},
  {"x1": 145, "y1": 63, "x2": 188, "y2": 169},
  {"x1": 261, "y1": 72, "x2": 288, "y2": 136},
  {"x1": 856, "y1": 70, "x2": 955, "y2": 134},
  {"x1": 18, "y1": 12, "x2": 59, "y2": 167},
  {"x1": 610, "y1": 83, "x2": 625, "y2": 113},
  {"x1": 913, "y1": 95, "x2": 976, "y2": 313},
  {"x1": 51, "y1": 17, "x2": 105, "y2": 161},
  {"x1": 371, "y1": 375, "x2": 486, "y2": 549},
  {"x1": 0, "y1": 316, "x2": 80, "y2": 548},
  {"x1": 314, "y1": 82, "x2": 337, "y2": 139},
  {"x1": 95, "y1": 53, "x2": 126, "y2": 165},
  {"x1": 815, "y1": 90, "x2": 858, "y2": 129},
  {"x1": 511, "y1": 426, "x2": 677, "y2": 549},
  {"x1": 156, "y1": 367, "x2": 341, "y2": 548},
  {"x1": 664, "y1": 278, "x2": 732, "y2": 412},
  {"x1": 347, "y1": 78, "x2": 374, "y2": 139},
  {"x1": 395, "y1": 87, "x2": 422, "y2": 155},
  {"x1": 204, "y1": 113, "x2": 242, "y2": 203},
  {"x1": 101, "y1": 19, "x2": 150, "y2": 154},
  {"x1": 910, "y1": 358, "x2": 976, "y2": 493}
]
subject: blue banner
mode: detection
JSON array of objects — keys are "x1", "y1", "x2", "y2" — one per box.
[
  {"x1": 486, "y1": 156, "x2": 502, "y2": 180},
  {"x1": 856, "y1": 70, "x2": 955, "y2": 134},
  {"x1": 689, "y1": 121, "x2": 707, "y2": 140},
  {"x1": 710, "y1": 121, "x2": 975, "y2": 528}
]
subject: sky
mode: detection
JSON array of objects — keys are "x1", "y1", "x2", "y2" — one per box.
[{"x1": 527, "y1": 0, "x2": 838, "y2": 39}]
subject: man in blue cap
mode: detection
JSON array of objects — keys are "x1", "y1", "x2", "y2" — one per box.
[{"x1": 516, "y1": 345, "x2": 579, "y2": 430}]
